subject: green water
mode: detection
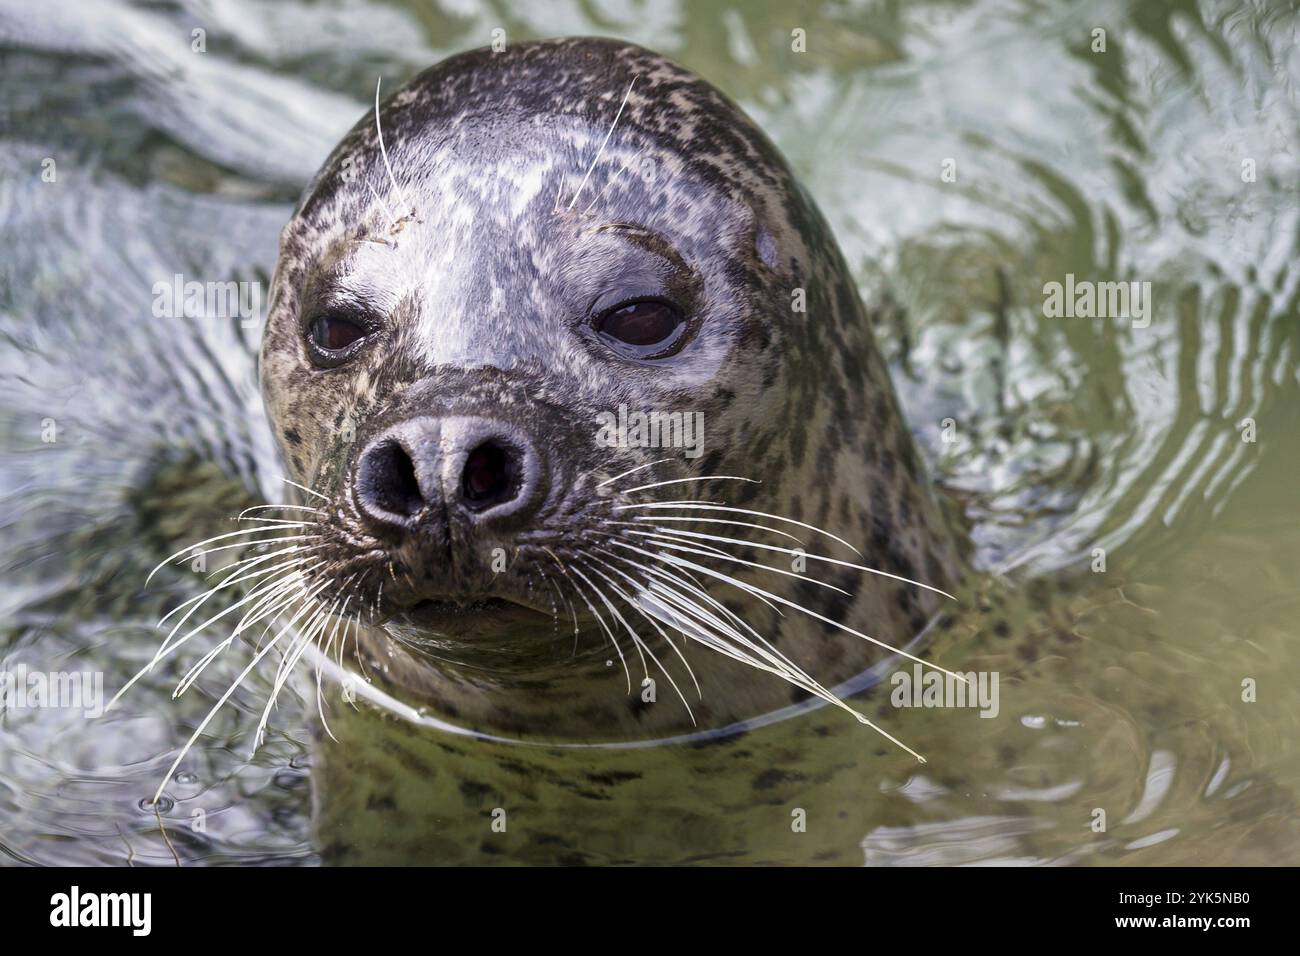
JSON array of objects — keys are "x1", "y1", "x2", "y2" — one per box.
[{"x1": 1, "y1": 0, "x2": 1297, "y2": 864}]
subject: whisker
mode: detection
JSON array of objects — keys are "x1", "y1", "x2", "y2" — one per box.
[
  {"x1": 538, "y1": 565, "x2": 581, "y2": 653},
  {"x1": 582, "y1": 153, "x2": 637, "y2": 215},
  {"x1": 594, "y1": 539, "x2": 856, "y2": 734},
  {"x1": 594, "y1": 457, "x2": 673, "y2": 489},
  {"x1": 568, "y1": 563, "x2": 643, "y2": 687},
  {"x1": 161, "y1": 535, "x2": 321, "y2": 574},
  {"x1": 574, "y1": 564, "x2": 650, "y2": 676},
  {"x1": 570, "y1": 563, "x2": 648, "y2": 677},
  {"x1": 315, "y1": 588, "x2": 356, "y2": 743},
  {"x1": 619, "y1": 476, "x2": 758, "y2": 495},
  {"x1": 236, "y1": 504, "x2": 323, "y2": 519},
  {"x1": 638, "y1": 584, "x2": 927, "y2": 762},
  {"x1": 170, "y1": 577, "x2": 309, "y2": 700},
  {"x1": 596, "y1": 542, "x2": 780, "y2": 642},
  {"x1": 629, "y1": 525, "x2": 954, "y2": 600},
  {"x1": 144, "y1": 523, "x2": 311, "y2": 585},
  {"x1": 152, "y1": 559, "x2": 319, "y2": 668},
  {"x1": 543, "y1": 547, "x2": 630, "y2": 692},
  {"x1": 641, "y1": 578, "x2": 801, "y2": 680},
  {"x1": 567, "y1": 74, "x2": 638, "y2": 210},
  {"x1": 579, "y1": 558, "x2": 697, "y2": 723},
  {"x1": 149, "y1": 627, "x2": 292, "y2": 806},
  {"x1": 252, "y1": 576, "x2": 333, "y2": 654},
  {"x1": 165, "y1": 571, "x2": 318, "y2": 699},
  {"x1": 256, "y1": 591, "x2": 343, "y2": 751},
  {"x1": 583, "y1": 553, "x2": 701, "y2": 700},
  {"x1": 281, "y1": 477, "x2": 330, "y2": 501},
  {"x1": 374, "y1": 76, "x2": 412, "y2": 215},
  {"x1": 615, "y1": 501, "x2": 862, "y2": 557},
  {"x1": 613, "y1": 540, "x2": 967, "y2": 686},
  {"x1": 201, "y1": 544, "x2": 319, "y2": 582},
  {"x1": 606, "y1": 542, "x2": 808, "y2": 676},
  {"x1": 622, "y1": 530, "x2": 852, "y2": 595},
  {"x1": 349, "y1": 608, "x2": 370, "y2": 687},
  {"x1": 162, "y1": 548, "x2": 312, "y2": 626},
  {"x1": 608, "y1": 557, "x2": 928, "y2": 761},
  {"x1": 161, "y1": 576, "x2": 310, "y2": 699},
  {"x1": 150, "y1": 566, "x2": 309, "y2": 695},
  {"x1": 366, "y1": 178, "x2": 400, "y2": 231},
  {"x1": 612, "y1": 515, "x2": 805, "y2": 546}
]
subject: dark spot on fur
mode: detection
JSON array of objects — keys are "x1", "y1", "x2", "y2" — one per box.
[
  {"x1": 459, "y1": 780, "x2": 495, "y2": 804},
  {"x1": 753, "y1": 768, "x2": 806, "y2": 790},
  {"x1": 880, "y1": 448, "x2": 897, "y2": 478},
  {"x1": 585, "y1": 770, "x2": 642, "y2": 785},
  {"x1": 495, "y1": 759, "x2": 534, "y2": 776},
  {"x1": 627, "y1": 694, "x2": 653, "y2": 720}
]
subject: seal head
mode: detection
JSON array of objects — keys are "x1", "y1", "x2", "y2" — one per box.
[{"x1": 259, "y1": 37, "x2": 962, "y2": 738}]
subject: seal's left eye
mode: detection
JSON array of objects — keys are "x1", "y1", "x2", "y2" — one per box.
[
  {"x1": 594, "y1": 299, "x2": 687, "y2": 359},
  {"x1": 307, "y1": 314, "x2": 367, "y2": 357}
]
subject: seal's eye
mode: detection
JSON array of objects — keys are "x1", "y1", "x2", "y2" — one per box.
[
  {"x1": 306, "y1": 314, "x2": 368, "y2": 364},
  {"x1": 594, "y1": 299, "x2": 687, "y2": 360}
]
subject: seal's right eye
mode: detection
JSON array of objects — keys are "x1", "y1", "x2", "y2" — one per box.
[{"x1": 306, "y1": 314, "x2": 368, "y2": 366}]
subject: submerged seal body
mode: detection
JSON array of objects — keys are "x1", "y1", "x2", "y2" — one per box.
[{"x1": 260, "y1": 37, "x2": 963, "y2": 749}]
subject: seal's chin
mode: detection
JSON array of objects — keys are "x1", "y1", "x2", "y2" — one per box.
[{"x1": 392, "y1": 596, "x2": 551, "y2": 641}]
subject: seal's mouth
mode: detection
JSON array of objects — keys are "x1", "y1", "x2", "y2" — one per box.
[{"x1": 395, "y1": 595, "x2": 551, "y2": 638}]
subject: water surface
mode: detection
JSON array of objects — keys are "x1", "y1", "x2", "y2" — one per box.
[{"x1": 1, "y1": 0, "x2": 1297, "y2": 865}]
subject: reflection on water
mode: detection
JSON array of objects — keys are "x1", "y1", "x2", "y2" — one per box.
[{"x1": 1, "y1": 0, "x2": 1297, "y2": 865}]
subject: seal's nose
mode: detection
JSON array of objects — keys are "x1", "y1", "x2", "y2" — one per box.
[{"x1": 355, "y1": 417, "x2": 542, "y2": 533}]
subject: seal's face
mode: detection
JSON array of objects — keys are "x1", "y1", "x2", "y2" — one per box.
[{"x1": 260, "y1": 39, "x2": 959, "y2": 723}]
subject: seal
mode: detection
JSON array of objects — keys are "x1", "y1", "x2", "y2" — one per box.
[
  {"x1": 3, "y1": 28, "x2": 1285, "y2": 869},
  {"x1": 256, "y1": 35, "x2": 967, "y2": 748}
]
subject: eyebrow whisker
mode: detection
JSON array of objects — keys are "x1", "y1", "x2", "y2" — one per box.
[
  {"x1": 366, "y1": 178, "x2": 399, "y2": 231},
  {"x1": 567, "y1": 74, "x2": 638, "y2": 211},
  {"x1": 374, "y1": 76, "x2": 413, "y2": 217}
]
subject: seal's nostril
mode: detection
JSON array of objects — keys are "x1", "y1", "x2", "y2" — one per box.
[
  {"x1": 461, "y1": 440, "x2": 518, "y2": 510},
  {"x1": 361, "y1": 440, "x2": 424, "y2": 519}
]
